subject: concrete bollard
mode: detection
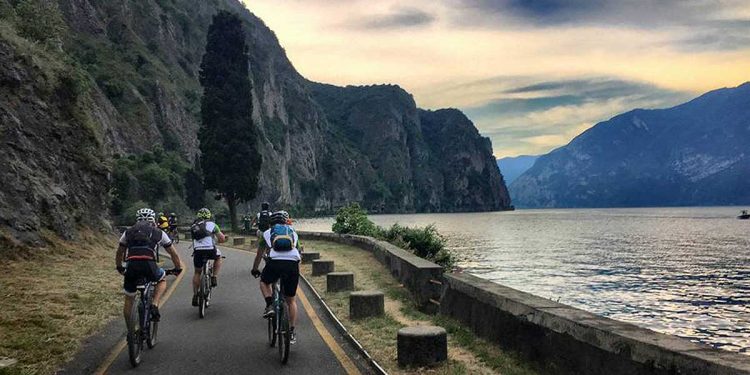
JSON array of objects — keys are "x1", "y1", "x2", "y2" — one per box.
[
  {"x1": 302, "y1": 251, "x2": 321, "y2": 264},
  {"x1": 312, "y1": 259, "x2": 334, "y2": 276},
  {"x1": 326, "y1": 272, "x2": 354, "y2": 292},
  {"x1": 232, "y1": 237, "x2": 245, "y2": 246},
  {"x1": 349, "y1": 290, "x2": 384, "y2": 319},
  {"x1": 397, "y1": 326, "x2": 448, "y2": 367}
]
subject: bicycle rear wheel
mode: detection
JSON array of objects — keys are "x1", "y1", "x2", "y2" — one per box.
[
  {"x1": 127, "y1": 299, "x2": 143, "y2": 367},
  {"x1": 198, "y1": 272, "x2": 207, "y2": 319},
  {"x1": 146, "y1": 318, "x2": 158, "y2": 348},
  {"x1": 268, "y1": 314, "x2": 277, "y2": 347},
  {"x1": 278, "y1": 301, "x2": 290, "y2": 364}
]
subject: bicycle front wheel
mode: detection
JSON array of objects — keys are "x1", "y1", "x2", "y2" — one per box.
[
  {"x1": 127, "y1": 300, "x2": 143, "y2": 367},
  {"x1": 278, "y1": 302, "x2": 290, "y2": 364}
]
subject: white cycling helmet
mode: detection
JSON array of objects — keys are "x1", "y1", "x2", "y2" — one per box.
[{"x1": 136, "y1": 208, "x2": 156, "y2": 222}]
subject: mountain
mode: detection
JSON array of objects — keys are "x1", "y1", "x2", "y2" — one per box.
[
  {"x1": 497, "y1": 155, "x2": 538, "y2": 185},
  {"x1": 511, "y1": 82, "x2": 750, "y2": 208},
  {"x1": 309, "y1": 83, "x2": 511, "y2": 213},
  {"x1": 0, "y1": 0, "x2": 510, "y2": 244}
]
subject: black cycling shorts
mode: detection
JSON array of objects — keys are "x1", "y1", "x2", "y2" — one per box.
[
  {"x1": 193, "y1": 248, "x2": 218, "y2": 268},
  {"x1": 260, "y1": 260, "x2": 300, "y2": 297},
  {"x1": 123, "y1": 260, "x2": 165, "y2": 295}
]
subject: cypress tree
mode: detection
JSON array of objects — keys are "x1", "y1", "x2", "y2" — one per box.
[{"x1": 198, "y1": 11, "x2": 261, "y2": 231}]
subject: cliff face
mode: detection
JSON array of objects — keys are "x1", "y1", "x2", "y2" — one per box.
[
  {"x1": 511, "y1": 83, "x2": 750, "y2": 208},
  {"x1": 0, "y1": 0, "x2": 510, "y2": 243}
]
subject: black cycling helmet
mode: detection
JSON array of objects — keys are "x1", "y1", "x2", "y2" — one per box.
[
  {"x1": 270, "y1": 210, "x2": 289, "y2": 225},
  {"x1": 261, "y1": 202, "x2": 270, "y2": 210}
]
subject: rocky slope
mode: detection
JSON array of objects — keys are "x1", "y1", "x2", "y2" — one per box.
[
  {"x1": 0, "y1": 0, "x2": 510, "y2": 242},
  {"x1": 511, "y1": 83, "x2": 750, "y2": 208}
]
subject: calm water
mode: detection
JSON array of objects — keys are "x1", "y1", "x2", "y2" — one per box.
[{"x1": 296, "y1": 207, "x2": 750, "y2": 353}]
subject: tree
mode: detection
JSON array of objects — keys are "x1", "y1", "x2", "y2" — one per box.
[
  {"x1": 184, "y1": 159, "x2": 205, "y2": 211},
  {"x1": 198, "y1": 11, "x2": 262, "y2": 232}
]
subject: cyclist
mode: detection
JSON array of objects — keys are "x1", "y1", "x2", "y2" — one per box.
[
  {"x1": 116, "y1": 208, "x2": 183, "y2": 323},
  {"x1": 251, "y1": 202, "x2": 272, "y2": 253},
  {"x1": 251, "y1": 210, "x2": 301, "y2": 344},
  {"x1": 157, "y1": 212, "x2": 169, "y2": 231},
  {"x1": 191, "y1": 207, "x2": 226, "y2": 306}
]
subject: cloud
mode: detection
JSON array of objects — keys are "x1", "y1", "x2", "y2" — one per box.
[
  {"x1": 447, "y1": 0, "x2": 747, "y2": 27},
  {"x1": 350, "y1": 7, "x2": 436, "y2": 30},
  {"x1": 457, "y1": 77, "x2": 693, "y2": 157}
]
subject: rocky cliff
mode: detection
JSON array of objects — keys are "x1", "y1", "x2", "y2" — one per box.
[
  {"x1": 0, "y1": 0, "x2": 510, "y2": 243},
  {"x1": 310, "y1": 84, "x2": 510, "y2": 212},
  {"x1": 511, "y1": 82, "x2": 750, "y2": 208}
]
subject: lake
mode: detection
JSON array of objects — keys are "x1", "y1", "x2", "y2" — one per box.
[{"x1": 295, "y1": 207, "x2": 750, "y2": 354}]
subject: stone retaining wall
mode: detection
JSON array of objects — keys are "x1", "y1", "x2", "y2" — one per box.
[
  {"x1": 300, "y1": 231, "x2": 750, "y2": 375},
  {"x1": 298, "y1": 231, "x2": 443, "y2": 312}
]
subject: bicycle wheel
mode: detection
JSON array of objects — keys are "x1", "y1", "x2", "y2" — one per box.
[
  {"x1": 146, "y1": 318, "x2": 158, "y2": 348},
  {"x1": 278, "y1": 301, "x2": 290, "y2": 364},
  {"x1": 198, "y1": 272, "x2": 207, "y2": 319},
  {"x1": 127, "y1": 299, "x2": 143, "y2": 367},
  {"x1": 268, "y1": 313, "x2": 277, "y2": 347}
]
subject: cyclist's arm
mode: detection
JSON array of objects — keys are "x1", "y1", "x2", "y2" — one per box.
[
  {"x1": 158, "y1": 232, "x2": 183, "y2": 270},
  {"x1": 213, "y1": 224, "x2": 226, "y2": 243},
  {"x1": 164, "y1": 244, "x2": 183, "y2": 271},
  {"x1": 116, "y1": 244, "x2": 126, "y2": 269},
  {"x1": 252, "y1": 245, "x2": 264, "y2": 272}
]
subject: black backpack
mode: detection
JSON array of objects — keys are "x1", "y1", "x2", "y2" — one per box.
[
  {"x1": 125, "y1": 221, "x2": 161, "y2": 261},
  {"x1": 258, "y1": 210, "x2": 271, "y2": 231},
  {"x1": 191, "y1": 219, "x2": 212, "y2": 240}
]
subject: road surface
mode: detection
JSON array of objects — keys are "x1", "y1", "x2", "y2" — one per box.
[{"x1": 85, "y1": 243, "x2": 364, "y2": 374}]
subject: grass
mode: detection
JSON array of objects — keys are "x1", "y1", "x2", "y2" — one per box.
[
  {"x1": 300, "y1": 239, "x2": 542, "y2": 375},
  {"x1": 0, "y1": 230, "x2": 122, "y2": 375}
]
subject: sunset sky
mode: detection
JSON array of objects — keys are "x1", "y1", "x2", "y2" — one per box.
[{"x1": 242, "y1": 0, "x2": 750, "y2": 157}]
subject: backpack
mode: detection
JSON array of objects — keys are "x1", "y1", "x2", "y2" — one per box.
[
  {"x1": 125, "y1": 221, "x2": 161, "y2": 261},
  {"x1": 258, "y1": 210, "x2": 271, "y2": 231},
  {"x1": 270, "y1": 224, "x2": 295, "y2": 251},
  {"x1": 191, "y1": 219, "x2": 212, "y2": 240}
]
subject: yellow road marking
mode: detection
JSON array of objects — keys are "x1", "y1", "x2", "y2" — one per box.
[
  {"x1": 93, "y1": 265, "x2": 186, "y2": 375},
  {"x1": 297, "y1": 288, "x2": 363, "y2": 375}
]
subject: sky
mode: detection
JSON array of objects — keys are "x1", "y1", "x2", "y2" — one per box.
[{"x1": 242, "y1": 0, "x2": 750, "y2": 158}]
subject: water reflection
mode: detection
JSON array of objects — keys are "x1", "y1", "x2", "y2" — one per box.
[{"x1": 296, "y1": 207, "x2": 750, "y2": 354}]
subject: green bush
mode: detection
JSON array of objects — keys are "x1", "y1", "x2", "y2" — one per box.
[
  {"x1": 14, "y1": 0, "x2": 66, "y2": 43},
  {"x1": 331, "y1": 203, "x2": 455, "y2": 270},
  {"x1": 331, "y1": 203, "x2": 379, "y2": 237},
  {"x1": 111, "y1": 149, "x2": 198, "y2": 224}
]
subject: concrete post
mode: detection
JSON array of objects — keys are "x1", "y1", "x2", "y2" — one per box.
[
  {"x1": 326, "y1": 272, "x2": 354, "y2": 292},
  {"x1": 349, "y1": 291, "x2": 384, "y2": 319},
  {"x1": 397, "y1": 326, "x2": 447, "y2": 367},
  {"x1": 232, "y1": 237, "x2": 245, "y2": 246},
  {"x1": 302, "y1": 251, "x2": 321, "y2": 264},
  {"x1": 312, "y1": 259, "x2": 334, "y2": 276}
]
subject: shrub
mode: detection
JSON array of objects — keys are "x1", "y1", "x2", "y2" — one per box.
[
  {"x1": 332, "y1": 203, "x2": 379, "y2": 237},
  {"x1": 14, "y1": 0, "x2": 66, "y2": 43},
  {"x1": 331, "y1": 204, "x2": 455, "y2": 270}
]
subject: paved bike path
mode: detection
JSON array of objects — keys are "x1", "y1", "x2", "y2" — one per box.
[{"x1": 102, "y1": 243, "x2": 353, "y2": 374}]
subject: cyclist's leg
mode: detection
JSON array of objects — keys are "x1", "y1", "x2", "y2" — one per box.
[
  {"x1": 122, "y1": 264, "x2": 138, "y2": 323},
  {"x1": 212, "y1": 248, "x2": 222, "y2": 278},
  {"x1": 192, "y1": 252, "x2": 204, "y2": 294},
  {"x1": 149, "y1": 263, "x2": 167, "y2": 306},
  {"x1": 280, "y1": 261, "x2": 300, "y2": 329}
]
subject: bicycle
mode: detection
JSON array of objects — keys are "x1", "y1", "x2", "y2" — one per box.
[
  {"x1": 266, "y1": 279, "x2": 291, "y2": 364},
  {"x1": 195, "y1": 251, "x2": 226, "y2": 318},
  {"x1": 126, "y1": 269, "x2": 178, "y2": 367}
]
